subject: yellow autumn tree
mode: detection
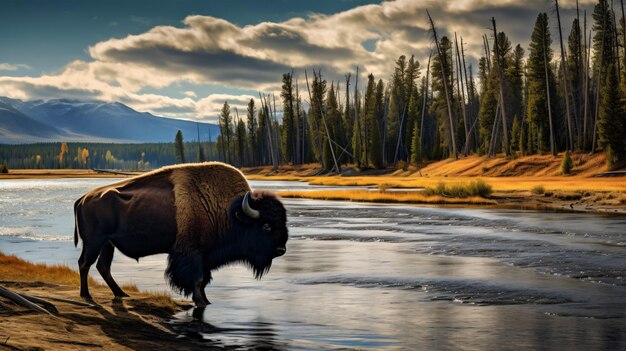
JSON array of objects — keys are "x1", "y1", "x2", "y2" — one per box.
[
  {"x1": 59, "y1": 143, "x2": 69, "y2": 168},
  {"x1": 81, "y1": 148, "x2": 89, "y2": 167}
]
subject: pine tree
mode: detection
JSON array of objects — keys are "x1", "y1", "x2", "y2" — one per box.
[
  {"x1": 430, "y1": 36, "x2": 457, "y2": 158},
  {"x1": 375, "y1": 79, "x2": 386, "y2": 166},
  {"x1": 363, "y1": 74, "x2": 383, "y2": 168},
  {"x1": 410, "y1": 120, "x2": 421, "y2": 165},
  {"x1": 280, "y1": 73, "x2": 296, "y2": 164},
  {"x1": 219, "y1": 101, "x2": 233, "y2": 164},
  {"x1": 307, "y1": 72, "x2": 327, "y2": 163},
  {"x1": 510, "y1": 115, "x2": 521, "y2": 154},
  {"x1": 593, "y1": 0, "x2": 616, "y2": 73},
  {"x1": 342, "y1": 74, "x2": 353, "y2": 163},
  {"x1": 387, "y1": 55, "x2": 407, "y2": 162},
  {"x1": 598, "y1": 64, "x2": 625, "y2": 166},
  {"x1": 568, "y1": 17, "x2": 583, "y2": 147},
  {"x1": 246, "y1": 99, "x2": 257, "y2": 165},
  {"x1": 322, "y1": 82, "x2": 341, "y2": 169},
  {"x1": 174, "y1": 130, "x2": 186, "y2": 164},
  {"x1": 236, "y1": 116, "x2": 247, "y2": 167},
  {"x1": 526, "y1": 13, "x2": 556, "y2": 154}
]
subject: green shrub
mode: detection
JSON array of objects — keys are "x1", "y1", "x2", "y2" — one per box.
[
  {"x1": 561, "y1": 152, "x2": 573, "y2": 175},
  {"x1": 467, "y1": 179, "x2": 493, "y2": 197},
  {"x1": 424, "y1": 179, "x2": 492, "y2": 198},
  {"x1": 530, "y1": 185, "x2": 545, "y2": 195},
  {"x1": 0, "y1": 163, "x2": 8, "y2": 174}
]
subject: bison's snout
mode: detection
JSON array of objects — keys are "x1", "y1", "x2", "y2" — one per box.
[{"x1": 276, "y1": 247, "x2": 286, "y2": 257}]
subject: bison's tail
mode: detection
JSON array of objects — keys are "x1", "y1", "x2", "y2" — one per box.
[{"x1": 73, "y1": 198, "x2": 82, "y2": 247}]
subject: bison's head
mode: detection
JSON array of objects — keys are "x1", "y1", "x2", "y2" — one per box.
[{"x1": 229, "y1": 190, "x2": 288, "y2": 278}]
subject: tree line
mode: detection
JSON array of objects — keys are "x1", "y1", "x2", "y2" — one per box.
[
  {"x1": 0, "y1": 141, "x2": 217, "y2": 170},
  {"x1": 214, "y1": 0, "x2": 626, "y2": 171}
]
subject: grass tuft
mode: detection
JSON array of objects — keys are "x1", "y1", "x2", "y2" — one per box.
[
  {"x1": 530, "y1": 185, "x2": 545, "y2": 195},
  {"x1": 424, "y1": 179, "x2": 492, "y2": 198}
]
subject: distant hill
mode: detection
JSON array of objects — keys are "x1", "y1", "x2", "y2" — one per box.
[{"x1": 0, "y1": 97, "x2": 220, "y2": 144}]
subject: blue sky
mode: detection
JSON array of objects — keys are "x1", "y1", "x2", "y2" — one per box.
[
  {"x1": 0, "y1": 0, "x2": 593, "y2": 122},
  {"x1": 0, "y1": 0, "x2": 380, "y2": 76}
]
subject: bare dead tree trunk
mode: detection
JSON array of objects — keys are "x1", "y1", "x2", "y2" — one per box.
[
  {"x1": 583, "y1": 15, "x2": 591, "y2": 151},
  {"x1": 393, "y1": 86, "x2": 411, "y2": 164},
  {"x1": 295, "y1": 78, "x2": 302, "y2": 165},
  {"x1": 354, "y1": 66, "x2": 364, "y2": 166},
  {"x1": 455, "y1": 33, "x2": 469, "y2": 156},
  {"x1": 382, "y1": 86, "x2": 390, "y2": 166},
  {"x1": 262, "y1": 93, "x2": 278, "y2": 168},
  {"x1": 492, "y1": 17, "x2": 509, "y2": 155},
  {"x1": 461, "y1": 36, "x2": 474, "y2": 153},
  {"x1": 622, "y1": 0, "x2": 626, "y2": 69},
  {"x1": 420, "y1": 51, "x2": 432, "y2": 161},
  {"x1": 427, "y1": 10, "x2": 458, "y2": 159},
  {"x1": 488, "y1": 93, "x2": 502, "y2": 157},
  {"x1": 556, "y1": 0, "x2": 576, "y2": 151},
  {"x1": 483, "y1": 34, "x2": 492, "y2": 71},
  {"x1": 576, "y1": 0, "x2": 584, "y2": 149},
  {"x1": 305, "y1": 69, "x2": 340, "y2": 173}
]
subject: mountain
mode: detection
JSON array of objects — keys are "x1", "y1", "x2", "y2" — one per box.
[{"x1": 0, "y1": 97, "x2": 220, "y2": 144}]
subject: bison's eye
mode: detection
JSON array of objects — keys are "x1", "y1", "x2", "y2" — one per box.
[{"x1": 262, "y1": 223, "x2": 272, "y2": 232}]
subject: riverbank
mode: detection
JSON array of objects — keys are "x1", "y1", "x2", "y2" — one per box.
[
  {"x1": 0, "y1": 252, "x2": 218, "y2": 351},
  {"x1": 247, "y1": 153, "x2": 626, "y2": 214}
]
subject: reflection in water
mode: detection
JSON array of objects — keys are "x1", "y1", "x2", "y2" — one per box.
[
  {"x1": 0, "y1": 179, "x2": 625, "y2": 350},
  {"x1": 172, "y1": 307, "x2": 282, "y2": 350}
]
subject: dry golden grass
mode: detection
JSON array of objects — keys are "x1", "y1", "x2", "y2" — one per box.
[
  {"x1": 0, "y1": 251, "x2": 100, "y2": 287},
  {"x1": 417, "y1": 152, "x2": 607, "y2": 177},
  {"x1": 277, "y1": 189, "x2": 496, "y2": 205},
  {"x1": 0, "y1": 251, "x2": 172, "y2": 304},
  {"x1": 302, "y1": 176, "x2": 626, "y2": 192},
  {"x1": 246, "y1": 153, "x2": 624, "y2": 194}
]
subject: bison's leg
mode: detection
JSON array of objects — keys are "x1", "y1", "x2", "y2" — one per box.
[
  {"x1": 97, "y1": 242, "x2": 129, "y2": 298},
  {"x1": 200, "y1": 272, "x2": 212, "y2": 305},
  {"x1": 78, "y1": 240, "x2": 104, "y2": 300},
  {"x1": 192, "y1": 279, "x2": 208, "y2": 308}
]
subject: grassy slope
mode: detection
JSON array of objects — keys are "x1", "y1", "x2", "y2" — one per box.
[{"x1": 245, "y1": 153, "x2": 625, "y2": 193}]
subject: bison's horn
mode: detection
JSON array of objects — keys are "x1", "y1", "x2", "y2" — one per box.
[{"x1": 242, "y1": 191, "x2": 260, "y2": 219}]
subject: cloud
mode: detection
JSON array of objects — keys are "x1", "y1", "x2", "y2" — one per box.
[
  {"x1": 0, "y1": 63, "x2": 31, "y2": 71},
  {"x1": 0, "y1": 0, "x2": 598, "y2": 120}
]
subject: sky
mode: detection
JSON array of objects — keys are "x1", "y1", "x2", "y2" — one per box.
[{"x1": 0, "y1": 0, "x2": 600, "y2": 123}]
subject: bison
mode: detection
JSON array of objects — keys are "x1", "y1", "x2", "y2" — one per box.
[{"x1": 74, "y1": 162, "x2": 288, "y2": 306}]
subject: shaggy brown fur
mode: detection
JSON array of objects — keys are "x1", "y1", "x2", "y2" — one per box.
[
  {"x1": 169, "y1": 162, "x2": 249, "y2": 253},
  {"x1": 79, "y1": 162, "x2": 250, "y2": 254}
]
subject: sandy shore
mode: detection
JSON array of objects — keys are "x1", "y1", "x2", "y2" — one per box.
[{"x1": 0, "y1": 253, "x2": 226, "y2": 351}]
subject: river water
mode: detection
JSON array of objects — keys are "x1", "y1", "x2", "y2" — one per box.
[{"x1": 0, "y1": 178, "x2": 625, "y2": 350}]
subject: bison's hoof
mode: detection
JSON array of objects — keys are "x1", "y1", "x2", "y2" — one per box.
[
  {"x1": 115, "y1": 292, "x2": 130, "y2": 298},
  {"x1": 81, "y1": 294, "x2": 93, "y2": 301}
]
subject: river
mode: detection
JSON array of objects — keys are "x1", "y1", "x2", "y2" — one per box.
[{"x1": 0, "y1": 178, "x2": 625, "y2": 350}]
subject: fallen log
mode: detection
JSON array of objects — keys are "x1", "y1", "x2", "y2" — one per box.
[{"x1": 0, "y1": 285, "x2": 54, "y2": 315}]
